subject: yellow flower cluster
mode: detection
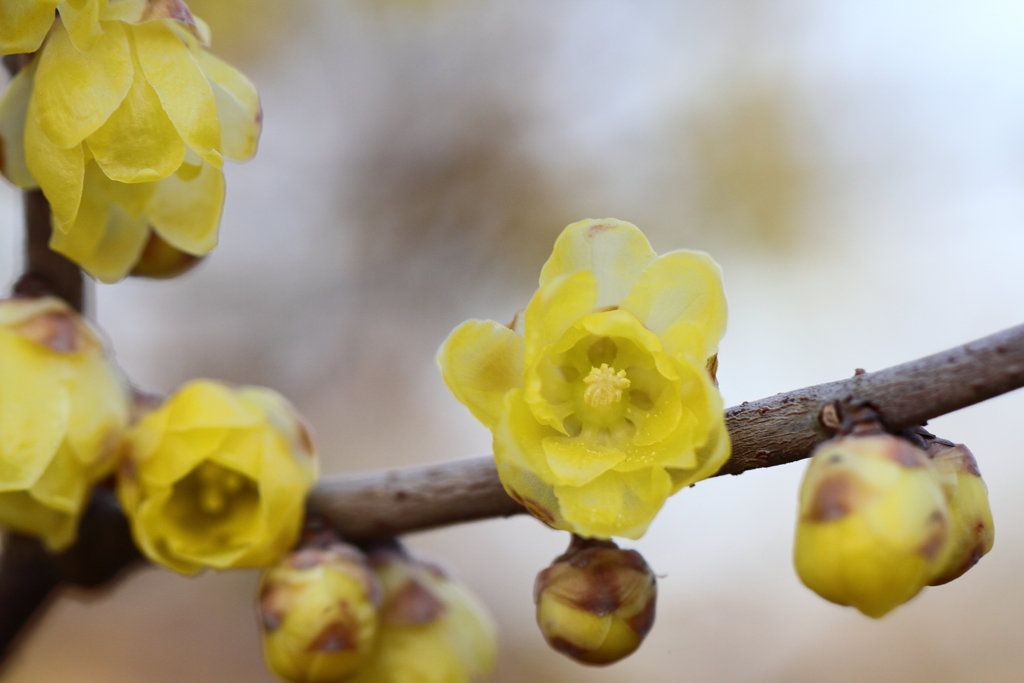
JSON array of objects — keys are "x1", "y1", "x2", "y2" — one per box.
[
  {"x1": 0, "y1": 0, "x2": 261, "y2": 282},
  {"x1": 794, "y1": 432, "x2": 994, "y2": 618},
  {"x1": 260, "y1": 542, "x2": 496, "y2": 683},
  {"x1": 0, "y1": 296, "x2": 130, "y2": 551},
  {"x1": 439, "y1": 218, "x2": 730, "y2": 539},
  {"x1": 118, "y1": 380, "x2": 319, "y2": 574},
  {"x1": 0, "y1": 294, "x2": 319, "y2": 573}
]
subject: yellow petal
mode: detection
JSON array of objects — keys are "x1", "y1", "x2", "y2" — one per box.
[
  {"x1": 437, "y1": 319, "x2": 524, "y2": 429},
  {"x1": 57, "y1": 0, "x2": 109, "y2": 52},
  {"x1": 0, "y1": 0, "x2": 56, "y2": 56},
  {"x1": 48, "y1": 163, "x2": 152, "y2": 282},
  {"x1": 542, "y1": 437, "x2": 625, "y2": 487},
  {"x1": 523, "y1": 270, "x2": 598, "y2": 364},
  {"x1": 0, "y1": 57, "x2": 39, "y2": 189},
  {"x1": 102, "y1": 0, "x2": 148, "y2": 22},
  {"x1": 193, "y1": 47, "x2": 262, "y2": 161},
  {"x1": 27, "y1": 440, "x2": 89, "y2": 515},
  {"x1": 34, "y1": 19, "x2": 133, "y2": 149},
  {"x1": 132, "y1": 21, "x2": 222, "y2": 167},
  {"x1": 620, "y1": 250, "x2": 727, "y2": 363},
  {"x1": 539, "y1": 218, "x2": 657, "y2": 308},
  {"x1": 0, "y1": 332, "x2": 71, "y2": 491},
  {"x1": 554, "y1": 466, "x2": 672, "y2": 540},
  {"x1": 146, "y1": 160, "x2": 224, "y2": 254},
  {"x1": 25, "y1": 97, "x2": 85, "y2": 228},
  {"x1": 0, "y1": 490, "x2": 78, "y2": 551},
  {"x1": 87, "y1": 37, "x2": 185, "y2": 183}
]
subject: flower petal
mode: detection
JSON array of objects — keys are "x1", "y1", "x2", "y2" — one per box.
[
  {"x1": 539, "y1": 218, "x2": 656, "y2": 308},
  {"x1": 132, "y1": 20, "x2": 222, "y2": 167},
  {"x1": 0, "y1": 0, "x2": 55, "y2": 56},
  {"x1": 48, "y1": 163, "x2": 152, "y2": 282},
  {"x1": 437, "y1": 319, "x2": 524, "y2": 430},
  {"x1": 86, "y1": 40, "x2": 185, "y2": 183},
  {"x1": 523, "y1": 270, "x2": 598, "y2": 364},
  {"x1": 0, "y1": 57, "x2": 39, "y2": 189},
  {"x1": 34, "y1": 19, "x2": 133, "y2": 149},
  {"x1": 57, "y1": 0, "x2": 108, "y2": 52},
  {"x1": 554, "y1": 466, "x2": 672, "y2": 540},
  {"x1": 0, "y1": 331, "x2": 71, "y2": 491},
  {"x1": 25, "y1": 101, "x2": 85, "y2": 229},
  {"x1": 620, "y1": 250, "x2": 727, "y2": 363},
  {"x1": 146, "y1": 160, "x2": 224, "y2": 254},
  {"x1": 194, "y1": 47, "x2": 262, "y2": 161},
  {"x1": 542, "y1": 437, "x2": 625, "y2": 487}
]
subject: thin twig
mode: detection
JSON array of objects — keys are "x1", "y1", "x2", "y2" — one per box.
[{"x1": 309, "y1": 322, "x2": 1024, "y2": 539}]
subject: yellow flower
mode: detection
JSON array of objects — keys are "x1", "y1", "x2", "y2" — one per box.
[
  {"x1": 259, "y1": 543, "x2": 382, "y2": 683},
  {"x1": 927, "y1": 443, "x2": 994, "y2": 586},
  {"x1": 0, "y1": 1, "x2": 261, "y2": 282},
  {"x1": 348, "y1": 544, "x2": 496, "y2": 683},
  {"x1": 438, "y1": 218, "x2": 729, "y2": 539},
  {"x1": 0, "y1": 296, "x2": 130, "y2": 551},
  {"x1": 534, "y1": 537, "x2": 657, "y2": 665},
  {"x1": 794, "y1": 434, "x2": 952, "y2": 618},
  {"x1": 118, "y1": 379, "x2": 318, "y2": 575}
]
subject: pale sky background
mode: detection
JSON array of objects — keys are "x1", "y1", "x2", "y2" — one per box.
[{"x1": 2, "y1": 1, "x2": 1024, "y2": 681}]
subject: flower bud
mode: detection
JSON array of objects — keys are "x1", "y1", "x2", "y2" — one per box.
[
  {"x1": 795, "y1": 434, "x2": 951, "y2": 618},
  {"x1": 259, "y1": 543, "x2": 382, "y2": 683},
  {"x1": 0, "y1": 296, "x2": 130, "y2": 550},
  {"x1": 534, "y1": 537, "x2": 657, "y2": 665},
  {"x1": 346, "y1": 543, "x2": 496, "y2": 683},
  {"x1": 129, "y1": 231, "x2": 204, "y2": 280},
  {"x1": 118, "y1": 379, "x2": 318, "y2": 574},
  {"x1": 927, "y1": 444, "x2": 994, "y2": 586}
]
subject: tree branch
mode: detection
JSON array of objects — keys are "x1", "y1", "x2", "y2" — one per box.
[{"x1": 308, "y1": 322, "x2": 1024, "y2": 540}]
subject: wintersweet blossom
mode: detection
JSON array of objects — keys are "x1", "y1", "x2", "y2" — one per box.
[
  {"x1": 0, "y1": 296, "x2": 130, "y2": 551},
  {"x1": 118, "y1": 380, "x2": 318, "y2": 575},
  {"x1": 0, "y1": 0, "x2": 261, "y2": 281},
  {"x1": 439, "y1": 218, "x2": 729, "y2": 539}
]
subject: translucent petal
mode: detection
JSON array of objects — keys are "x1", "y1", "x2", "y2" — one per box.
[
  {"x1": 57, "y1": 0, "x2": 108, "y2": 52},
  {"x1": 554, "y1": 466, "x2": 672, "y2": 540},
  {"x1": 0, "y1": 332, "x2": 70, "y2": 491},
  {"x1": 132, "y1": 21, "x2": 221, "y2": 167},
  {"x1": 87, "y1": 43, "x2": 185, "y2": 183},
  {"x1": 0, "y1": 0, "x2": 55, "y2": 56},
  {"x1": 437, "y1": 319, "x2": 524, "y2": 429},
  {"x1": 195, "y1": 48, "x2": 262, "y2": 161},
  {"x1": 146, "y1": 160, "x2": 224, "y2": 254},
  {"x1": 542, "y1": 437, "x2": 625, "y2": 487},
  {"x1": 0, "y1": 490, "x2": 77, "y2": 551},
  {"x1": 102, "y1": 0, "x2": 147, "y2": 22},
  {"x1": 27, "y1": 440, "x2": 88, "y2": 515},
  {"x1": 0, "y1": 58, "x2": 39, "y2": 189},
  {"x1": 539, "y1": 218, "x2": 657, "y2": 308},
  {"x1": 620, "y1": 250, "x2": 727, "y2": 363},
  {"x1": 34, "y1": 19, "x2": 133, "y2": 149},
  {"x1": 523, "y1": 270, "x2": 598, "y2": 364},
  {"x1": 48, "y1": 164, "x2": 152, "y2": 282},
  {"x1": 25, "y1": 98, "x2": 85, "y2": 228}
]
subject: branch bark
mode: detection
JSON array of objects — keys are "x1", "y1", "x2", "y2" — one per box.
[{"x1": 308, "y1": 322, "x2": 1024, "y2": 539}]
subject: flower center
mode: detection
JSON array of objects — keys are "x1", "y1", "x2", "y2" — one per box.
[
  {"x1": 195, "y1": 461, "x2": 246, "y2": 516},
  {"x1": 583, "y1": 364, "x2": 631, "y2": 407}
]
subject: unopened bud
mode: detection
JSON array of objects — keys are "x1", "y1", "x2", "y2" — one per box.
[
  {"x1": 347, "y1": 543, "x2": 496, "y2": 683},
  {"x1": 534, "y1": 537, "x2": 657, "y2": 665},
  {"x1": 795, "y1": 434, "x2": 951, "y2": 618},
  {"x1": 129, "y1": 231, "x2": 204, "y2": 279},
  {"x1": 927, "y1": 444, "x2": 994, "y2": 586},
  {"x1": 259, "y1": 543, "x2": 382, "y2": 683}
]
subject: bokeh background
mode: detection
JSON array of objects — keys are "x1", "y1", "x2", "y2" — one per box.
[{"x1": 2, "y1": 0, "x2": 1024, "y2": 681}]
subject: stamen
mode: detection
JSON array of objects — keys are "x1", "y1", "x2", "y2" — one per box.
[{"x1": 583, "y1": 364, "x2": 631, "y2": 407}]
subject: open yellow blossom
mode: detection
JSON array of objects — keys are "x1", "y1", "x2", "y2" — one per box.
[
  {"x1": 0, "y1": 0, "x2": 261, "y2": 281},
  {"x1": 0, "y1": 296, "x2": 130, "y2": 551},
  {"x1": 118, "y1": 380, "x2": 318, "y2": 575},
  {"x1": 438, "y1": 218, "x2": 729, "y2": 539}
]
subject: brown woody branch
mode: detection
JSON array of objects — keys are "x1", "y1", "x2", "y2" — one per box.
[{"x1": 309, "y1": 322, "x2": 1024, "y2": 539}]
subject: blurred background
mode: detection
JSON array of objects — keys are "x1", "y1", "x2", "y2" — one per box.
[{"x1": 2, "y1": 0, "x2": 1024, "y2": 681}]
